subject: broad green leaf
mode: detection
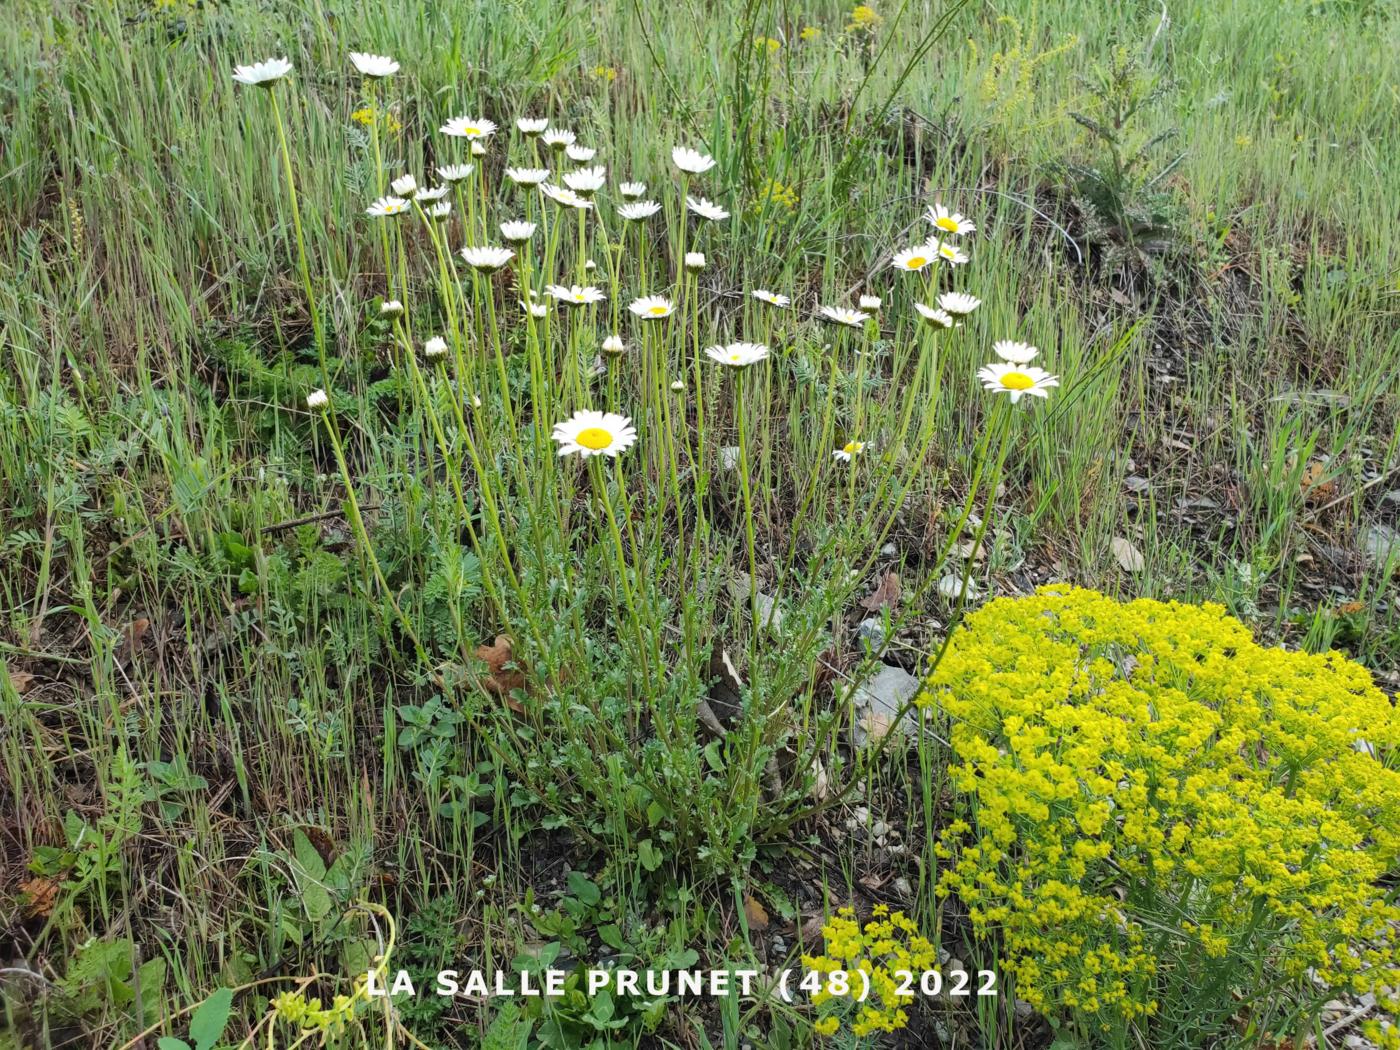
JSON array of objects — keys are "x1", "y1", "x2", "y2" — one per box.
[{"x1": 188, "y1": 986, "x2": 233, "y2": 1050}]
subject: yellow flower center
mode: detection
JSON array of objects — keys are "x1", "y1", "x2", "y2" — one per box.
[
  {"x1": 649, "y1": 305, "x2": 668, "y2": 315},
  {"x1": 464, "y1": 126, "x2": 480, "y2": 136},
  {"x1": 575, "y1": 427, "x2": 613, "y2": 450},
  {"x1": 843, "y1": 441, "x2": 862, "y2": 454},
  {"x1": 1000, "y1": 372, "x2": 1035, "y2": 391},
  {"x1": 729, "y1": 353, "x2": 743, "y2": 362},
  {"x1": 905, "y1": 255, "x2": 927, "y2": 269},
  {"x1": 935, "y1": 216, "x2": 959, "y2": 232}
]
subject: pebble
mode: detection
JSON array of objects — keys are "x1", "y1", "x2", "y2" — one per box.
[{"x1": 856, "y1": 617, "x2": 887, "y2": 647}]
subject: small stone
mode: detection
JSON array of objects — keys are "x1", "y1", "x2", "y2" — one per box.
[
  {"x1": 881, "y1": 542, "x2": 897, "y2": 557},
  {"x1": 848, "y1": 664, "x2": 921, "y2": 746},
  {"x1": 1014, "y1": 999, "x2": 1036, "y2": 1022},
  {"x1": 893, "y1": 877, "x2": 912, "y2": 897},
  {"x1": 870, "y1": 820, "x2": 890, "y2": 838},
  {"x1": 938, "y1": 574, "x2": 981, "y2": 600},
  {"x1": 720, "y1": 446, "x2": 741, "y2": 471},
  {"x1": 728, "y1": 573, "x2": 783, "y2": 632},
  {"x1": 856, "y1": 617, "x2": 887, "y2": 647},
  {"x1": 1362, "y1": 523, "x2": 1400, "y2": 573}
]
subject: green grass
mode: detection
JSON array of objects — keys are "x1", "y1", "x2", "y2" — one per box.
[{"x1": 1, "y1": 0, "x2": 1398, "y2": 1046}]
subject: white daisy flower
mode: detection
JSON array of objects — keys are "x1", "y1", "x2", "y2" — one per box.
[
  {"x1": 520, "y1": 300, "x2": 549, "y2": 318},
  {"x1": 516, "y1": 117, "x2": 548, "y2": 136},
  {"x1": 939, "y1": 291, "x2": 981, "y2": 316},
  {"x1": 686, "y1": 196, "x2": 729, "y2": 221},
  {"x1": 684, "y1": 252, "x2": 706, "y2": 272},
  {"x1": 460, "y1": 246, "x2": 515, "y2": 271},
  {"x1": 859, "y1": 295, "x2": 882, "y2": 310},
  {"x1": 932, "y1": 239, "x2": 970, "y2": 266},
  {"x1": 629, "y1": 295, "x2": 674, "y2": 319},
  {"x1": 672, "y1": 146, "x2": 717, "y2": 174},
  {"x1": 914, "y1": 303, "x2": 958, "y2": 329},
  {"x1": 705, "y1": 342, "x2": 769, "y2": 367},
  {"x1": 440, "y1": 116, "x2": 497, "y2": 140},
  {"x1": 499, "y1": 220, "x2": 537, "y2": 244},
  {"x1": 751, "y1": 289, "x2": 790, "y2": 308},
  {"x1": 414, "y1": 185, "x2": 450, "y2": 202},
  {"x1": 832, "y1": 440, "x2": 866, "y2": 462},
  {"x1": 380, "y1": 300, "x2": 404, "y2": 317},
  {"x1": 926, "y1": 203, "x2": 976, "y2": 236},
  {"x1": 390, "y1": 173, "x2": 417, "y2": 196},
  {"x1": 546, "y1": 284, "x2": 606, "y2": 305},
  {"x1": 425, "y1": 200, "x2": 452, "y2": 221},
  {"x1": 566, "y1": 144, "x2": 597, "y2": 163},
  {"x1": 349, "y1": 52, "x2": 398, "y2": 78},
  {"x1": 437, "y1": 163, "x2": 475, "y2": 183},
  {"x1": 541, "y1": 129, "x2": 576, "y2": 150},
  {"x1": 892, "y1": 245, "x2": 934, "y2": 273},
  {"x1": 618, "y1": 181, "x2": 646, "y2": 198},
  {"x1": 617, "y1": 200, "x2": 662, "y2": 220},
  {"x1": 819, "y1": 305, "x2": 870, "y2": 327},
  {"x1": 552, "y1": 410, "x2": 637, "y2": 459},
  {"x1": 992, "y1": 340, "x2": 1039, "y2": 364},
  {"x1": 504, "y1": 167, "x2": 550, "y2": 186},
  {"x1": 977, "y1": 362, "x2": 1059, "y2": 403},
  {"x1": 563, "y1": 165, "x2": 607, "y2": 195},
  {"x1": 232, "y1": 57, "x2": 292, "y2": 87},
  {"x1": 539, "y1": 184, "x2": 593, "y2": 210},
  {"x1": 602, "y1": 335, "x2": 626, "y2": 356},
  {"x1": 424, "y1": 336, "x2": 449, "y2": 360},
  {"x1": 366, "y1": 196, "x2": 410, "y2": 217},
  {"x1": 305, "y1": 388, "x2": 329, "y2": 410}
]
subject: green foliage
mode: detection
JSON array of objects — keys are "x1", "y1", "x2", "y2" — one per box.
[
  {"x1": 156, "y1": 986, "x2": 234, "y2": 1050},
  {"x1": 1061, "y1": 43, "x2": 1183, "y2": 272}
]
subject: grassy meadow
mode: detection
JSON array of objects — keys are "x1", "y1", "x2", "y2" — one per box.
[{"x1": 2, "y1": 0, "x2": 1399, "y2": 1047}]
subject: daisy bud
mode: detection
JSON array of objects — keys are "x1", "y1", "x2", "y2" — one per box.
[
  {"x1": 424, "y1": 337, "x2": 448, "y2": 360},
  {"x1": 380, "y1": 300, "x2": 404, "y2": 318},
  {"x1": 305, "y1": 389, "x2": 329, "y2": 411},
  {"x1": 390, "y1": 173, "x2": 417, "y2": 196},
  {"x1": 684, "y1": 251, "x2": 706, "y2": 272},
  {"x1": 602, "y1": 335, "x2": 625, "y2": 356},
  {"x1": 670, "y1": 380, "x2": 685, "y2": 392},
  {"x1": 858, "y1": 294, "x2": 882, "y2": 310}
]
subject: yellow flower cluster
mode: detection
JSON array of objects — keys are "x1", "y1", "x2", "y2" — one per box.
[
  {"x1": 802, "y1": 905, "x2": 937, "y2": 1038},
  {"x1": 270, "y1": 988, "x2": 358, "y2": 1036},
  {"x1": 593, "y1": 65, "x2": 617, "y2": 82},
  {"x1": 919, "y1": 586, "x2": 1400, "y2": 1044},
  {"x1": 752, "y1": 178, "x2": 799, "y2": 215},
  {"x1": 753, "y1": 36, "x2": 781, "y2": 55},
  {"x1": 845, "y1": 5, "x2": 882, "y2": 33},
  {"x1": 351, "y1": 106, "x2": 401, "y2": 133}
]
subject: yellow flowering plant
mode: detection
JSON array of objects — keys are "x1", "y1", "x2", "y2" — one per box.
[
  {"x1": 920, "y1": 586, "x2": 1400, "y2": 1047},
  {"x1": 802, "y1": 905, "x2": 938, "y2": 1039}
]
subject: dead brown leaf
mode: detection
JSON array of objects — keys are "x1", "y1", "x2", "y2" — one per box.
[
  {"x1": 1300, "y1": 460, "x2": 1337, "y2": 505},
  {"x1": 860, "y1": 571, "x2": 901, "y2": 613},
  {"x1": 474, "y1": 635, "x2": 527, "y2": 711},
  {"x1": 7, "y1": 671, "x2": 35, "y2": 694},
  {"x1": 1111, "y1": 536, "x2": 1145, "y2": 573},
  {"x1": 743, "y1": 894, "x2": 769, "y2": 931},
  {"x1": 19, "y1": 876, "x2": 60, "y2": 918}
]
